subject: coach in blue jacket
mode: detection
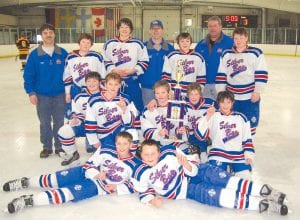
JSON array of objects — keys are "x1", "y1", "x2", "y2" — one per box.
[
  {"x1": 195, "y1": 16, "x2": 233, "y2": 100},
  {"x1": 23, "y1": 23, "x2": 68, "y2": 158}
]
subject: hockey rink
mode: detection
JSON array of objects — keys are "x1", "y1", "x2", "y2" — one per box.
[{"x1": 0, "y1": 55, "x2": 299, "y2": 220}]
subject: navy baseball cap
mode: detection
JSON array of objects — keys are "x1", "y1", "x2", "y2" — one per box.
[{"x1": 150, "y1": 20, "x2": 163, "y2": 29}]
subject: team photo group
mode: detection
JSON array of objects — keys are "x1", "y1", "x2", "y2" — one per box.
[{"x1": 2, "y1": 15, "x2": 288, "y2": 216}]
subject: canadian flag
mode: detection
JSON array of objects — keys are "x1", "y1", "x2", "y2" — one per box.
[{"x1": 92, "y1": 8, "x2": 105, "y2": 36}]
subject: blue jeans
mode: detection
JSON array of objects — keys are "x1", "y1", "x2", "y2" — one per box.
[{"x1": 36, "y1": 94, "x2": 65, "y2": 151}]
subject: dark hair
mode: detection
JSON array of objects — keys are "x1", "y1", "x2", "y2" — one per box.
[
  {"x1": 77, "y1": 33, "x2": 93, "y2": 45},
  {"x1": 233, "y1": 27, "x2": 248, "y2": 38},
  {"x1": 153, "y1": 80, "x2": 170, "y2": 93},
  {"x1": 176, "y1": 32, "x2": 192, "y2": 44},
  {"x1": 85, "y1": 71, "x2": 101, "y2": 82},
  {"x1": 187, "y1": 83, "x2": 202, "y2": 96},
  {"x1": 39, "y1": 23, "x2": 55, "y2": 33},
  {"x1": 217, "y1": 91, "x2": 235, "y2": 104},
  {"x1": 140, "y1": 139, "x2": 160, "y2": 153},
  {"x1": 117, "y1": 18, "x2": 133, "y2": 33},
  {"x1": 105, "y1": 72, "x2": 122, "y2": 84},
  {"x1": 116, "y1": 131, "x2": 133, "y2": 143}
]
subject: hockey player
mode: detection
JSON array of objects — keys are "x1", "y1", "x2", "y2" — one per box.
[
  {"x1": 162, "y1": 32, "x2": 206, "y2": 98},
  {"x1": 3, "y1": 132, "x2": 141, "y2": 214},
  {"x1": 141, "y1": 80, "x2": 189, "y2": 153},
  {"x1": 215, "y1": 27, "x2": 268, "y2": 135},
  {"x1": 131, "y1": 139, "x2": 288, "y2": 216},
  {"x1": 85, "y1": 72, "x2": 139, "y2": 152},
  {"x1": 185, "y1": 83, "x2": 216, "y2": 163},
  {"x1": 103, "y1": 18, "x2": 149, "y2": 113},
  {"x1": 63, "y1": 33, "x2": 106, "y2": 119},
  {"x1": 16, "y1": 35, "x2": 30, "y2": 70},
  {"x1": 57, "y1": 71, "x2": 101, "y2": 166},
  {"x1": 195, "y1": 91, "x2": 254, "y2": 180}
]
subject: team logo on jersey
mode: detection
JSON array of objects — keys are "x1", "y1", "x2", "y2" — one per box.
[
  {"x1": 217, "y1": 48, "x2": 223, "y2": 54},
  {"x1": 220, "y1": 121, "x2": 239, "y2": 143},
  {"x1": 112, "y1": 48, "x2": 131, "y2": 66},
  {"x1": 227, "y1": 58, "x2": 247, "y2": 77},
  {"x1": 182, "y1": 59, "x2": 195, "y2": 75},
  {"x1": 208, "y1": 188, "x2": 216, "y2": 197},
  {"x1": 74, "y1": 184, "x2": 82, "y2": 191},
  {"x1": 150, "y1": 164, "x2": 177, "y2": 190},
  {"x1": 73, "y1": 62, "x2": 91, "y2": 83},
  {"x1": 60, "y1": 170, "x2": 69, "y2": 176},
  {"x1": 103, "y1": 159, "x2": 124, "y2": 182}
]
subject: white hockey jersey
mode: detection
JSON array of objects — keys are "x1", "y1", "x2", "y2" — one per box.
[
  {"x1": 131, "y1": 145, "x2": 198, "y2": 203},
  {"x1": 103, "y1": 37, "x2": 149, "y2": 80},
  {"x1": 63, "y1": 50, "x2": 106, "y2": 93},
  {"x1": 162, "y1": 49, "x2": 206, "y2": 97},
  {"x1": 215, "y1": 46, "x2": 268, "y2": 100},
  {"x1": 195, "y1": 111, "x2": 254, "y2": 163},
  {"x1": 83, "y1": 146, "x2": 141, "y2": 195},
  {"x1": 141, "y1": 104, "x2": 189, "y2": 148},
  {"x1": 85, "y1": 91, "x2": 138, "y2": 145},
  {"x1": 71, "y1": 88, "x2": 93, "y2": 122}
]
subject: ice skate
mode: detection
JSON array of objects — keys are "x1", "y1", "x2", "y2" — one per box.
[
  {"x1": 2, "y1": 177, "x2": 29, "y2": 192},
  {"x1": 260, "y1": 184, "x2": 286, "y2": 205},
  {"x1": 7, "y1": 194, "x2": 33, "y2": 214},
  {"x1": 61, "y1": 151, "x2": 80, "y2": 166},
  {"x1": 259, "y1": 199, "x2": 288, "y2": 216}
]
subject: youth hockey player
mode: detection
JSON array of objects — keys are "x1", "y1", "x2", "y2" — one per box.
[
  {"x1": 215, "y1": 27, "x2": 268, "y2": 135},
  {"x1": 57, "y1": 71, "x2": 101, "y2": 166},
  {"x1": 3, "y1": 132, "x2": 140, "y2": 214},
  {"x1": 85, "y1": 72, "x2": 139, "y2": 152},
  {"x1": 103, "y1": 18, "x2": 149, "y2": 113},
  {"x1": 195, "y1": 91, "x2": 254, "y2": 180},
  {"x1": 131, "y1": 139, "x2": 288, "y2": 216}
]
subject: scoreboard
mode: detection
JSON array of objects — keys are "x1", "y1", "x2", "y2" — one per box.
[{"x1": 202, "y1": 15, "x2": 258, "y2": 28}]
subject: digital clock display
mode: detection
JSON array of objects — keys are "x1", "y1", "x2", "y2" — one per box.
[{"x1": 202, "y1": 15, "x2": 258, "y2": 28}]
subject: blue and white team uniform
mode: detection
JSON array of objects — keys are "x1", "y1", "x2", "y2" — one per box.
[
  {"x1": 162, "y1": 49, "x2": 206, "y2": 98},
  {"x1": 63, "y1": 50, "x2": 106, "y2": 97},
  {"x1": 195, "y1": 110, "x2": 254, "y2": 179},
  {"x1": 24, "y1": 146, "x2": 140, "y2": 206},
  {"x1": 132, "y1": 144, "x2": 266, "y2": 212},
  {"x1": 63, "y1": 50, "x2": 106, "y2": 118},
  {"x1": 103, "y1": 37, "x2": 149, "y2": 113},
  {"x1": 141, "y1": 104, "x2": 190, "y2": 153},
  {"x1": 185, "y1": 97, "x2": 216, "y2": 162},
  {"x1": 58, "y1": 88, "x2": 94, "y2": 156},
  {"x1": 215, "y1": 46, "x2": 268, "y2": 135},
  {"x1": 85, "y1": 91, "x2": 139, "y2": 152}
]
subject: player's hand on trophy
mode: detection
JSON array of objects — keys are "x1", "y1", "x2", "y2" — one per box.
[
  {"x1": 29, "y1": 94, "x2": 38, "y2": 105},
  {"x1": 158, "y1": 128, "x2": 168, "y2": 137},
  {"x1": 176, "y1": 126, "x2": 186, "y2": 134},
  {"x1": 147, "y1": 99, "x2": 157, "y2": 112},
  {"x1": 251, "y1": 92, "x2": 260, "y2": 103},
  {"x1": 65, "y1": 93, "x2": 71, "y2": 103}
]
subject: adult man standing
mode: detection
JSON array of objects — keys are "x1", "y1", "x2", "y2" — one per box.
[
  {"x1": 195, "y1": 16, "x2": 233, "y2": 100},
  {"x1": 140, "y1": 20, "x2": 175, "y2": 106},
  {"x1": 23, "y1": 23, "x2": 68, "y2": 158}
]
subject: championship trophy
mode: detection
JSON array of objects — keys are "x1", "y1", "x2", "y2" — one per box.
[{"x1": 165, "y1": 59, "x2": 186, "y2": 142}]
